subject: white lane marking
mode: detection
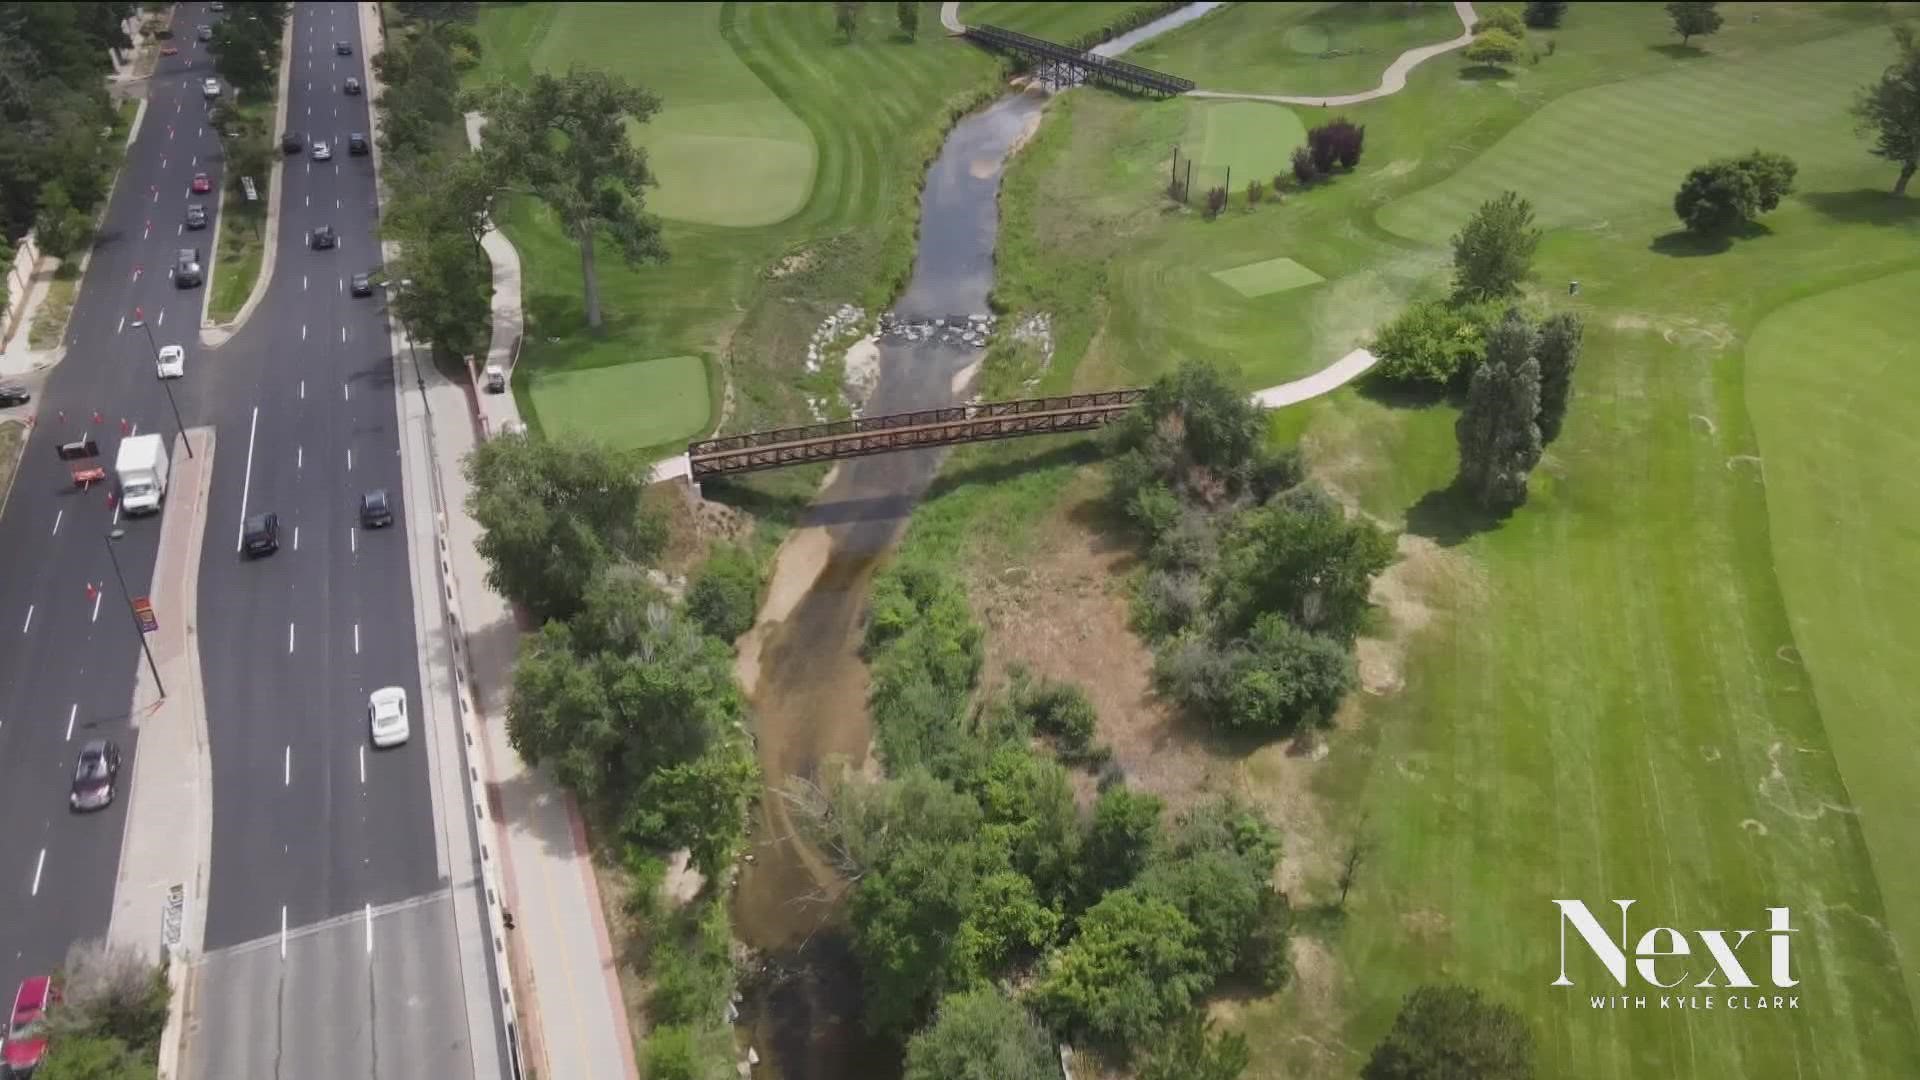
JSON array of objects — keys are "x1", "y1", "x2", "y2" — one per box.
[
  {"x1": 191, "y1": 155, "x2": 197, "y2": 167},
  {"x1": 359, "y1": 744, "x2": 366, "y2": 784},
  {"x1": 177, "y1": 224, "x2": 182, "y2": 236},
  {"x1": 156, "y1": 308, "x2": 165, "y2": 327},
  {"x1": 116, "y1": 315, "x2": 124, "y2": 334},
  {"x1": 113, "y1": 502, "x2": 121, "y2": 527},
  {"x1": 31, "y1": 850, "x2": 45, "y2": 896},
  {"x1": 288, "y1": 622, "x2": 296, "y2": 654},
  {"x1": 338, "y1": 277, "x2": 343, "y2": 294},
  {"x1": 236, "y1": 406, "x2": 259, "y2": 552},
  {"x1": 20, "y1": 605, "x2": 32, "y2": 633},
  {"x1": 152, "y1": 188, "x2": 159, "y2": 203},
  {"x1": 346, "y1": 448, "x2": 353, "y2": 471},
  {"x1": 51, "y1": 510, "x2": 61, "y2": 535},
  {"x1": 341, "y1": 326, "x2": 347, "y2": 343},
  {"x1": 304, "y1": 194, "x2": 309, "y2": 208},
  {"x1": 281, "y1": 906, "x2": 288, "y2": 958},
  {"x1": 297, "y1": 445, "x2": 303, "y2": 469},
  {"x1": 301, "y1": 324, "x2": 307, "y2": 341},
  {"x1": 342, "y1": 383, "x2": 350, "y2": 401},
  {"x1": 198, "y1": 126, "x2": 202, "y2": 138},
  {"x1": 293, "y1": 526, "x2": 300, "y2": 551},
  {"x1": 353, "y1": 623, "x2": 360, "y2": 654},
  {"x1": 336, "y1": 198, "x2": 341, "y2": 209},
  {"x1": 365, "y1": 903, "x2": 373, "y2": 954},
  {"x1": 91, "y1": 589, "x2": 102, "y2": 623},
  {"x1": 143, "y1": 223, "x2": 151, "y2": 240},
  {"x1": 350, "y1": 528, "x2": 356, "y2": 554},
  {"x1": 66, "y1": 704, "x2": 76, "y2": 741},
  {"x1": 285, "y1": 745, "x2": 291, "y2": 785},
  {"x1": 303, "y1": 274, "x2": 308, "y2": 291}
]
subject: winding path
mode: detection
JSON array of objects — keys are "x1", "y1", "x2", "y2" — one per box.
[{"x1": 1189, "y1": 1, "x2": 1479, "y2": 106}]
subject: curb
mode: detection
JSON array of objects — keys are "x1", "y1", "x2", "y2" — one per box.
[{"x1": 201, "y1": 12, "x2": 295, "y2": 337}]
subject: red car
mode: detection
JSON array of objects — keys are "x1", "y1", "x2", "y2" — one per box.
[
  {"x1": 160, "y1": 44, "x2": 178, "y2": 56},
  {"x1": 191, "y1": 173, "x2": 212, "y2": 194},
  {"x1": 4, "y1": 975, "x2": 58, "y2": 1073}
]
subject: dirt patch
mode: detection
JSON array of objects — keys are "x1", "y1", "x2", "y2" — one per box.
[
  {"x1": 1401, "y1": 907, "x2": 1452, "y2": 942},
  {"x1": 1351, "y1": 532, "x2": 1478, "y2": 698},
  {"x1": 768, "y1": 248, "x2": 815, "y2": 279},
  {"x1": 650, "y1": 480, "x2": 754, "y2": 578},
  {"x1": 661, "y1": 848, "x2": 707, "y2": 910},
  {"x1": 1611, "y1": 310, "x2": 1738, "y2": 350},
  {"x1": 841, "y1": 334, "x2": 881, "y2": 412},
  {"x1": 736, "y1": 521, "x2": 835, "y2": 697}
]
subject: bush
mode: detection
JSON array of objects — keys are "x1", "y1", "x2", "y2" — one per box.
[
  {"x1": 1363, "y1": 984, "x2": 1537, "y2": 1080},
  {"x1": 648, "y1": 898, "x2": 734, "y2": 1026},
  {"x1": 685, "y1": 543, "x2": 762, "y2": 643},
  {"x1": 1204, "y1": 185, "x2": 1228, "y2": 219},
  {"x1": 1152, "y1": 631, "x2": 1237, "y2": 712},
  {"x1": 1463, "y1": 27, "x2": 1524, "y2": 67},
  {"x1": 1245, "y1": 178, "x2": 1263, "y2": 204},
  {"x1": 1291, "y1": 145, "x2": 1317, "y2": 185},
  {"x1": 1673, "y1": 151, "x2": 1795, "y2": 235},
  {"x1": 1222, "y1": 614, "x2": 1356, "y2": 734},
  {"x1": 1474, "y1": 7, "x2": 1527, "y2": 36},
  {"x1": 1524, "y1": 0, "x2": 1567, "y2": 27},
  {"x1": 1135, "y1": 569, "x2": 1208, "y2": 639},
  {"x1": 1370, "y1": 298, "x2": 1501, "y2": 386},
  {"x1": 1307, "y1": 118, "x2": 1365, "y2": 172},
  {"x1": 1014, "y1": 673, "x2": 1099, "y2": 755}
]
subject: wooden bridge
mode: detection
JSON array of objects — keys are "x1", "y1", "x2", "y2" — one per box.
[
  {"x1": 962, "y1": 23, "x2": 1195, "y2": 96},
  {"x1": 687, "y1": 389, "x2": 1146, "y2": 480}
]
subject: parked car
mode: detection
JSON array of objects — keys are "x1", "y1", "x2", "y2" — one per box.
[
  {"x1": 348, "y1": 132, "x2": 369, "y2": 155},
  {"x1": 242, "y1": 512, "x2": 279, "y2": 557},
  {"x1": 360, "y1": 489, "x2": 393, "y2": 528},
  {"x1": 369, "y1": 686, "x2": 410, "y2": 747},
  {"x1": 0, "y1": 383, "x2": 30, "y2": 407},
  {"x1": 69, "y1": 740, "x2": 123, "y2": 812},
  {"x1": 202, "y1": 77, "x2": 220, "y2": 98},
  {"x1": 191, "y1": 172, "x2": 212, "y2": 194},
  {"x1": 175, "y1": 248, "x2": 203, "y2": 288},
  {"x1": 344, "y1": 76, "x2": 361, "y2": 95},
  {"x1": 350, "y1": 272, "x2": 373, "y2": 297},
  {"x1": 336, "y1": 40, "x2": 353, "y2": 55},
  {"x1": 185, "y1": 203, "x2": 208, "y2": 229},
  {"x1": 484, "y1": 365, "x2": 506, "y2": 393},
  {"x1": 310, "y1": 225, "x2": 337, "y2": 250},
  {"x1": 4, "y1": 976, "x2": 59, "y2": 1074},
  {"x1": 156, "y1": 344, "x2": 185, "y2": 379},
  {"x1": 282, "y1": 130, "x2": 304, "y2": 153},
  {"x1": 311, "y1": 140, "x2": 332, "y2": 162}
]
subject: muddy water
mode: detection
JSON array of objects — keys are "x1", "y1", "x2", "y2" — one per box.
[{"x1": 730, "y1": 8, "x2": 1216, "y2": 1077}]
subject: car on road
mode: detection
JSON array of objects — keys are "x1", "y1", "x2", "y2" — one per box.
[
  {"x1": 210, "y1": 0, "x2": 224, "y2": 8},
  {"x1": 336, "y1": 40, "x2": 353, "y2": 55},
  {"x1": 368, "y1": 686, "x2": 409, "y2": 747},
  {"x1": 197, "y1": 24, "x2": 212, "y2": 41},
  {"x1": 311, "y1": 140, "x2": 332, "y2": 162},
  {"x1": 69, "y1": 739, "x2": 123, "y2": 812},
  {"x1": 5, "y1": 976, "x2": 58, "y2": 1074},
  {"x1": 0, "y1": 383, "x2": 29, "y2": 407},
  {"x1": 242, "y1": 512, "x2": 279, "y2": 557},
  {"x1": 156, "y1": 344, "x2": 186, "y2": 379},
  {"x1": 310, "y1": 225, "x2": 337, "y2": 250},
  {"x1": 348, "y1": 132, "x2": 369, "y2": 155},
  {"x1": 191, "y1": 172, "x2": 212, "y2": 194},
  {"x1": 344, "y1": 76, "x2": 361, "y2": 95},
  {"x1": 185, "y1": 203, "x2": 207, "y2": 229},
  {"x1": 160, "y1": 44, "x2": 177, "y2": 56},
  {"x1": 350, "y1": 271, "x2": 373, "y2": 297},
  {"x1": 202, "y1": 77, "x2": 220, "y2": 98},
  {"x1": 360, "y1": 489, "x2": 393, "y2": 528},
  {"x1": 281, "y1": 130, "x2": 304, "y2": 153},
  {"x1": 484, "y1": 365, "x2": 507, "y2": 393},
  {"x1": 175, "y1": 248, "x2": 203, "y2": 288}
]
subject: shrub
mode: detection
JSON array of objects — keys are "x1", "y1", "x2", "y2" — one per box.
[
  {"x1": 1152, "y1": 631, "x2": 1237, "y2": 711},
  {"x1": 685, "y1": 543, "x2": 761, "y2": 643},
  {"x1": 1524, "y1": 1, "x2": 1567, "y2": 28},
  {"x1": 1369, "y1": 298, "x2": 1501, "y2": 386},
  {"x1": 1135, "y1": 569, "x2": 1208, "y2": 639},
  {"x1": 1245, "y1": 178, "x2": 1263, "y2": 204},
  {"x1": 1204, "y1": 185, "x2": 1228, "y2": 218},
  {"x1": 1222, "y1": 614, "x2": 1356, "y2": 734},
  {"x1": 1014, "y1": 673, "x2": 1099, "y2": 755},
  {"x1": 1291, "y1": 145, "x2": 1316, "y2": 185},
  {"x1": 1464, "y1": 27, "x2": 1524, "y2": 67},
  {"x1": 1307, "y1": 118, "x2": 1365, "y2": 172}
]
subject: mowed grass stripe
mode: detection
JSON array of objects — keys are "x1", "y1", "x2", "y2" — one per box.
[
  {"x1": 1378, "y1": 29, "x2": 1893, "y2": 242},
  {"x1": 1747, "y1": 269, "x2": 1920, "y2": 1029}
]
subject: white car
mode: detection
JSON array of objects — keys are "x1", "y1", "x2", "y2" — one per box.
[
  {"x1": 156, "y1": 344, "x2": 185, "y2": 379},
  {"x1": 368, "y1": 686, "x2": 410, "y2": 747},
  {"x1": 311, "y1": 141, "x2": 331, "y2": 162},
  {"x1": 202, "y1": 77, "x2": 220, "y2": 98}
]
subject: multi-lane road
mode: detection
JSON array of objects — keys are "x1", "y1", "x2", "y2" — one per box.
[{"x1": 0, "y1": 4, "x2": 503, "y2": 1075}]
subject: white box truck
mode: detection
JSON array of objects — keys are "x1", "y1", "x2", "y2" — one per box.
[{"x1": 116, "y1": 434, "x2": 169, "y2": 514}]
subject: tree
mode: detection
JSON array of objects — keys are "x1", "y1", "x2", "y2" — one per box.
[
  {"x1": 1140, "y1": 1011, "x2": 1251, "y2": 1080},
  {"x1": 1673, "y1": 151, "x2": 1795, "y2": 235},
  {"x1": 836, "y1": 0, "x2": 864, "y2": 40},
  {"x1": 464, "y1": 434, "x2": 666, "y2": 622},
  {"x1": 1363, "y1": 984, "x2": 1536, "y2": 1080},
  {"x1": 1080, "y1": 786, "x2": 1163, "y2": 901},
  {"x1": 389, "y1": 227, "x2": 491, "y2": 360},
  {"x1": 1737, "y1": 149, "x2": 1797, "y2": 212},
  {"x1": 1523, "y1": 1, "x2": 1566, "y2": 28},
  {"x1": 1666, "y1": 1, "x2": 1721, "y2": 47},
  {"x1": 1473, "y1": 7, "x2": 1526, "y2": 37},
  {"x1": 1204, "y1": 184, "x2": 1228, "y2": 218},
  {"x1": 34, "y1": 1034, "x2": 149, "y2": 1080},
  {"x1": 1369, "y1": 299, "x2": 1501, "y2": 386},
  {"x1": 1454, "y1": 332, "x2": 1543, "y2": 513},
  {"x1": 1221, "y1": 614, "x2": 1356, "y2": 734},
  {"x1": 1852, "y1": 25, "x2": 1920, "y2": 195},
  {"x1": 32, "y1": 181, "x2": 92, "y2": 259},
  {"x1": 474, "y1": 71, "x2": 667, "y2": 330},
  {"x1": 685, "y1": 543, "x2": 763, "y2": 642},
  {"x1": 1209, "y1": 493, "x2": 1397, "y2": 643},
  {"x1": 1450, "y1": 191, "x2": 1540, "y2": 302},
  {"x1": 1104, "y1": 359, "x2": 1272, "y2": 508},
  {"x1": 904, "y1": 989, "x2": 1058, "y2": 1080},
  {"x1": 896, "y1": 0, "x2": 918, "y2": 39},
  {"x1": 1464, "y1": 27, "x2": 1523, "y2": 68},
  {"x1": 1533, "y1": 311, "x2": 1583, "y2": 442},
  {"x1": 1031, "y1": 888, "x2": 1209, "y2": 1043}
]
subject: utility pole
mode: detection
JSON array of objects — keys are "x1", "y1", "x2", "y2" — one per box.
[{"x1": 105, "y1": 529, "x2": 164, "y2": 698}]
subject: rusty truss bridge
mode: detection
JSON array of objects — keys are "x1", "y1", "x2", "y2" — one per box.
[
  {"x1": 687, "y1": 389, "x2": 1146, "y2": 480},
  {"x1": 962, "y1": 23, "x2": 1195, "y2": 96}
]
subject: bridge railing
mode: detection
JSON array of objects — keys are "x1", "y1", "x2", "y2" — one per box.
[
  {"x1": 688, "y1": 389, "x2": 1145, "y2": 457},
  {"x1": 963, "y1": 24, "x2": 1194, "y2": 95}
]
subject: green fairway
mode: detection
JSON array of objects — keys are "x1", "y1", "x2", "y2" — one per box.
[
  {"x1": 468, "y1": 3, "x2": 815, "y2": 227},
  {"x1": 1128, "y1": 1, "x2": 1466, "y2": 97},
  {"x1": 529, "y1": 355, "x2": 712, "y2": 449},
  {"x1": 1746, "y1": 268, "x2": 1920, "y2": 1020},
  {"x1": 1377, "y1": 28, "x2": 1895, "y2": 243},
  {"x1": 1191, "y1": 100, "x2": 1305, "y2": 195},
  {"x1": 960, "y1": 1, "x2": 1163, "y2": 43},
  {"x1": 1210, "y1": 255, "x2": 1325, "y2": 298}
]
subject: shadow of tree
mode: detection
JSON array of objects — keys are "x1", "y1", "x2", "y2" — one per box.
[
  {"x1": 921, "y1": 433, "x2": 1107, "y2": 501},
  {"x1": 1801, "y1": 188, "x2": 1920, "y2": 227},
  {"x1": 1354, "y1": 374, "x2": 1456, "y2": 410},
  {"x1": 1648, "y1": 42, "x2": 1710, "y2": 60},
  {"x1": 1649, "y1": 228, "x2": 1733, "y2": 258},
  {"x1": 1404, "y1": 481, "x2": 1509, "y2": 547},
  {"x1": 1457, "y1": 64, "x2": 1511, "y2": 81}
]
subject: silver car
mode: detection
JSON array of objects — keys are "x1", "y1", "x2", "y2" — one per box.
[{"x1": 312, "y1": 141, "x2": 332, "y2": 161}]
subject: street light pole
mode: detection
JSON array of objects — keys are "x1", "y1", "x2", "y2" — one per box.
[
  {"x1": 105, "y1": 529, "x2": 165, "y2": 699},
  {"x1": 136, "y1": 317, "x2": 195, "y2": 458}
]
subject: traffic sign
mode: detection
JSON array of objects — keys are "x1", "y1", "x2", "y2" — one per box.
[{"x1": 133, "y1": 597, "x2": 158, "y2": 634}]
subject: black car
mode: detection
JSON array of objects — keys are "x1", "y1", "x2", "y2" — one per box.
[
  {"x1": 175, "y1": 248, "x2": 203, "y2": 288},
  {"x1": 185, "y1": 203, "x2": 207, "y2": 229},
  {"x1": 69, "y1": 739, "x2": 122, "y2": 812},
  {"x1": 350, "y1": 272, "x2": 373, "y2": 297},
  {"x1": 348, "y1": 132, "x2": 369, "y2": 156},
  {"x1": 335, "y1": 40, "x2": 352, "y2": 55},
  {"x1": 360, "y1": 489, "x2": 393, "y2": 528},
  {"x1": 281, "y1": 130, "x2": 304, "y2": 153},
  {"x1": 310, "y1": 225, "x2": 336, "y2": 250},
  {"x1": 344, "y1": 76, "x2": 361, "y2": 95},
  {"x1": 242, "y1": 512, "x2": 279, "y2": 557},
  {"x1": 0, "y1": 383, "x2": 30, "y2": 407}
]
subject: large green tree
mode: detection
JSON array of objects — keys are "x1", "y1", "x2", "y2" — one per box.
[
  {"x1": 1450, "y1": 191, "x2": 1540, "y2": 302},
  {"x1": 1454, "y1": 314, "x2": 1543, "y2": 512},
  {"x1": 463, "y1": 433, "x2": 666, "y2": 622},
  {"x1": 1209, "y1": 491, "x2": 1397, "y2": 644},
  {"x1": 1031, "y1": 888, "x2": 1208, "y2": 1044},
  {"x1": 1079, "y1": 786, "x2": 1163, "y2": 902},
  {"x1": 1362, "y1": 984, "x2": 1536, "y2": 1080},
  {"x1": 1140, "y1": 1011, "x2": 1251, "y2": 1080},
  {"x1": 1673, "y1": 150, "x2": 1797, "y2": 235},
  {"x1": 903, "y1": 989, "x2": 1057, "y2": 1080},
  {"x1": 1853, "y1": 25, "x2": 1920, "y2": 196},
  {"x1": 1534, "y1": 311, "x2": 1583, "y2": 442},
  {"x1": 1665, "y1": 1, "x2": 1721, "y2": 47},
  {"x1": 0, "y1": 2, "x2": 130, "y2": 239},
  {"x1": 475, "y1": 70, "x2": 667, "y2": 330}
]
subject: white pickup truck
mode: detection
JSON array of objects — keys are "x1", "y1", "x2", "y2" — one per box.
[{"x1": 116, "y1": 434, "x2": 169, "y2": 514}]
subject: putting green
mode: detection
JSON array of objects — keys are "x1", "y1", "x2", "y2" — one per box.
[
  {"x1": 473, "y1": 3, "x2": 816, "y2": 228},
  {"x1": 529, "y1": 355, "x2": 712, "y2": 450},
  {"x1": 1190, "y1": 100, "x2": 1305, "y2": 192},
  {"x1": 1747, "y1": 269, "x2": 1920, "y2": 1020},
  {"x1": 1210, "y1": 256, "x2": 1325, "y2": 298}
]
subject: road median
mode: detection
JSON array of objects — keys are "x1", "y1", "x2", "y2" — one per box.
[{"x1": 202, "y1": 13, "x2": 294, "y2": 336}]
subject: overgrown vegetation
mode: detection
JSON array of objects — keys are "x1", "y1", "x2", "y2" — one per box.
[{"x1": 38, "y1": 938, "x2": 171, "y2": 1079}]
